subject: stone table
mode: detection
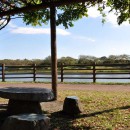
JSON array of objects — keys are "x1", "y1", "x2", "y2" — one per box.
[{"x1": 0, "y1": 87, "x2": 54, "y2": 115}]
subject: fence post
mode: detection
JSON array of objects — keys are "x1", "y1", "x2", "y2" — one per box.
[
  {"x1": 61, "y1": 63, "x2": 64, "y2": 82},
  {"x1": 33, "y1": 64, "x2": 36, "y2": 82},
  {"x1": 2, "y1": 64, "x2": 5, "y2": 82},
  {"x1": 93, "y1": 62, "x2": 96, "y2": 83}
]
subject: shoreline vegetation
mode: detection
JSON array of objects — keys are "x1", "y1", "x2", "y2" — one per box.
[{"x1": 0, "y1": 54, "x2": 130, "y2": 66}]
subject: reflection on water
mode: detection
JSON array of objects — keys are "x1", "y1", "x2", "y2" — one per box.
[{"x1": 0, "y1": 74, "x2": 130, "y2": 83}]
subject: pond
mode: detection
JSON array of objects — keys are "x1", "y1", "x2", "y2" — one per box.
[{"x1": 0, "y1": 74, "x2": 130, "y2": 83}]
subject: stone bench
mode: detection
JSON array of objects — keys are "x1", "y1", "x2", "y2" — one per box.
[
  {"x1": 63, "y1": 96, "x2": 81, "y2": 116},
  {"x1": 0, "y1": 113, "x2": 50, "y2": 130}
]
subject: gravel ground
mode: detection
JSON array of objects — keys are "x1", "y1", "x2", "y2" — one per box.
[{"x1": 0, "y1": 82, "x2": 130, "y2": 92}]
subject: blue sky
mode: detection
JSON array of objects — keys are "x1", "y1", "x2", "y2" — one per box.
[{"x1": 0, "y1": 7, "x2": 130, "y2": 60}]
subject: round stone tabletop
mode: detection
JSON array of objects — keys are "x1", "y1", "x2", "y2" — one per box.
[{"x1": 0, "y1": 87, "x2": 54, "y2": 102}]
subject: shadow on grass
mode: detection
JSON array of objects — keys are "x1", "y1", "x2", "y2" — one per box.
[
  {"x1": 77, "y1": 105, "x2": 130, "y2": 119},
  {"x1": 0, "y1": 104, "x2": 8, "y2": 129},
  {"x1": 50, "y1": 111, "x2": 92, "y2": 130},
  {"x1": 49, "y1": 105, "x2": 130, "y2": 130}
]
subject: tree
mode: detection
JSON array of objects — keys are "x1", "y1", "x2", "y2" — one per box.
[
  {"x1": 78, "y1": 55, "x2": 97, "y2": 64},
  {"x1": 0, "y1": 0, "x2": 130, "y2": 29},
  {"x1": 43, "y1": 56, "x2": 51, "y2": 65},
  {"x1": 0, "y1": 0, "x2": 130, "y2": 99},
  {"x1": 22, "y1": 0, "x2": 130, "y2": 28},
  {"x1": 58, "y1": 56, "x2": 77, "y2": 65}
]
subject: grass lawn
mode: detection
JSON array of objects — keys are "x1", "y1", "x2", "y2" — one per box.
[
  {"x1": 48, "y1": 90, "x2": 130, "y2": 130},
  {"x1": 0, "y1": 89, "x2": 130, "y2": 130}
]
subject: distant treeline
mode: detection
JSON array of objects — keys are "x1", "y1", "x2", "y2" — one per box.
[{"x1": 0, "y1": 54, "x2": 130, "y2": 65}]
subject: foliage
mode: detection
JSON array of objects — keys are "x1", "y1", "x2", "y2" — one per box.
[
  {"x1": 22, "y1": 0, "x2": 130, "y2": 28},
  {"x1": 106, "y1": 0, "x2": 130, "y2": 24},
  {"x1": 20, "y1": 0, "x2": 130, "y2": 27},
  {"x1": 0, "y1": 54, "x2": 130, "y2": 65},
  {"x1": 56, "y1": 3, "x2": 88, "y2": 28},
  {"x1": 1, "y1": 0, "x2": 130, "y2": 29},
  {"x1": 23, "y1": 8, "x2": 50, "y2": 26},
  {"x1": 42, "y1": 55, "x2": 51, "y2": 65},
  {"x1": 78, "y1": 55, "x2": 97, "y2": 64},
  {"x1": 58, "y1": 56, "x2": 77, "y2": 65}
]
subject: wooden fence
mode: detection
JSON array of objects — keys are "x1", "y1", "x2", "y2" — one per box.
[{"x1": 0, "y1": 63, "x2": 130, "y2": 82}]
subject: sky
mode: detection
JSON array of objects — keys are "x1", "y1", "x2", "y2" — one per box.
[{"x1": 0, "y1": 7, "x2": 130, "y2": 60}]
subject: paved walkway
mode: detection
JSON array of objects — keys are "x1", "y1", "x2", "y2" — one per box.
[{"x1": 0, "y1": 82, "x2": 130, "y2": 92}]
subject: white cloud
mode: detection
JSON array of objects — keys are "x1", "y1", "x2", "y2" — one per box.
[
  {"x1": 57, "y1": 28, "x2": 71, "y2": 35},
  {"x1": 88, "y1": 7, "x2": 101, "y2": 18},
  {"x1": 11, "y1": 27, "x2": 50, "y2": 34},
  {"x1": 72, "y1": 35, "x2": 96, "y2": 42},
  {"x1": 8, "y1": 22, "x2": 71, "y2": 36},
  {"x1": 106, "y1": 11, "x2": 129, "y2": 27},
  {"x1": 10, "y1": 27, "x2": 71, "y2": 36},
  {"x1": 88, "y1": 6, "x2": 130, "y2": 27},
  {"x1": 8, "y1": 22, "x2": 18, "y2": 28},
  {"x1": 87, "y1": 38, "x2": 96, "y2": 42}
]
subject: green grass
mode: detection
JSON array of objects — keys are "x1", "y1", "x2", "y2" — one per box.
[
  {"x1": 0, "y1": 90, "x2": 130, "y2": 130},
  {"x1": 48, "y1": 90, "x2": 130, "y2": 130}
]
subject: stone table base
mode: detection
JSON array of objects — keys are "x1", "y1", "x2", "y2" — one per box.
[
  {"x1": 7, "y1": 99, "x2": 42, "y2": 115},
  {"x1": 1, "y1": 114, "x2": 50, "y2": 130}
]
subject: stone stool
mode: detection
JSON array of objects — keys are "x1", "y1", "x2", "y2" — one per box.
[
  {"x1": 1, "y1": 113, "x2": 50, "y2": 130},
  {"x1": 63, "y1": 96, "x2": 81, "y2": 116}
]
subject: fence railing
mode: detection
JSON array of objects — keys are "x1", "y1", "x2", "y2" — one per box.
[{"x1": 0, "y1": 63, "x2": 130, "y2": 82}]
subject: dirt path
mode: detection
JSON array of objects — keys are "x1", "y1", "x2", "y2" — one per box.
[{"x1": 0, "y1": 82, "x2": 130, "y2": 92}]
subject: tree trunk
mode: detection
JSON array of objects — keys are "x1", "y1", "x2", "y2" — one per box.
[{"x1": 50, "y1": 6, "x2": 57, "y2": 100}]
